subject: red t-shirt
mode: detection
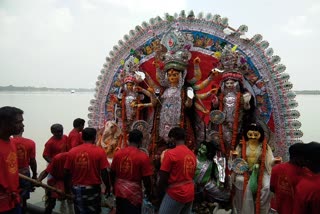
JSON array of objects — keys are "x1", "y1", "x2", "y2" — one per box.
[
  {"x1": 64, "y1": 143, "x2": 110, "y2": 186},
  {"x1": 46, "y1": 152, "x2": 68, "y2": 180},
  {"x1": 293, "y1": 174, "x2": 320, "y2": 214},
  {"x1": 111, "y1": 146, "x2": 153, "y2": 196},
  {"x1": 160, "y1": 144, "x2": 196, "y2": 203},
  {"x1": 46, "y1": 152, "x2": 68, "y2": 198},
  {"x1": 0, "y1": 139, "x2": 20, "y2": 212},
  {"x1": 67, "y1": 129, "x2": 83, "y2": 150},
  {"x1": 12, "y1": 137, "x2": 36, "y2": 169},
  {"x1": 270, "y1": 162, "x2": 305, "y2": 214},
  {"x1": 43, "y1": 135, "x2": 68, "y2": 160}
]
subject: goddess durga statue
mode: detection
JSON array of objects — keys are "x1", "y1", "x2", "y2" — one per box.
[{"x1": 89, "y1": 10, "x2": 302, "y2": 212}]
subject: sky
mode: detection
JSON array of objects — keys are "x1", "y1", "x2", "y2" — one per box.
[{"x1": 0, "y1": 0, "x2": 319, "y2": 90}]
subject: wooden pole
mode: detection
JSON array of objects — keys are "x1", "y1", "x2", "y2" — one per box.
[
  {"x1": 19, "y1": 174, "x2": 116, "y2": 208},
  {"x1": 18, "y1": 173, "x2": 73, "y2": 199}
]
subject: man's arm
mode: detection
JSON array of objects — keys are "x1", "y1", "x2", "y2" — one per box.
[
  {"x1": 37, "y1": 170, "x2": 48, "y2": 182},
  {"x1": 64, "y1": 169, "x2": 72, "y2": 195},
  {"x1": 43, "y1": 155, "x2": 51, "y2": 163},
  {"x1": 142, "y1": 175, "x2": 152, "y2": 199},
  {"x1": 158, "y1": 170, "x2": 169, "y2": 198},
  {"x1": 101, "y1": 168, "x2": 110, "y2": 195},
  {"x1": 30, "y1": 158, "x2": 37, "y2": 179},
  {"x1": 270, "y1": 168, "x2": 278, "y2": 193}
]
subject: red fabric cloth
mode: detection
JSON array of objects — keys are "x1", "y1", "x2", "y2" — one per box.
[
  {"x1": 160, "y1": 144, "x2": 196, "y2": 203},
  {"x1": 11, "y1": 137, "x2": 36, "y2": 169},
  {"x1": 293, "y1": 173, "x2": 320, "y2": 214},
  {"x1": 114, "y1": 179, "x2": 142, "y2": 206},
  {"x1": 64, "y1": 144, "x2": 110, "y2": 185},
  {"x1": 46, "y1": 152, "x2": 68, "y2": 198},
  {"x1": 0, "y1": 139, "x2": 20, "y2": 212},
  {"x1": 43, "y1": 135, "x2": 68, "y2": 159},
  {"x1": 111, "y1": 146, "x2": 153, "y2": 204},
  {"x1": 67, "y1": 129, "x2": 83, "y2": 150},
  {"x1": 270, "y1": 162, "x2": 305, "y2": 214}
]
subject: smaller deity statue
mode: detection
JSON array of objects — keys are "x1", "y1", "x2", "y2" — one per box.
[
  {"x1": 112, "y1": 73, "x2": 156, "y2": 144},
  {"x1": 231, "y1": 123, "x2": 281, "y2": 214},
  {"x1": 211, "y1": 71, "x2": 252, "y2": 156},
  {"x1": 195, "y1": 144, "x2": 213, "y2": 185},
  {"x1": 97, "y1": 121, "x2": 122, "y2": 161}
]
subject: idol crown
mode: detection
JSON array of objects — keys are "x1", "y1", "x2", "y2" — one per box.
[
  {"x1": 219, "y1": 45, "x2": 245, "y2": 71},
  {"x1": 221, "y1": 71, "x2": 243, "y2": 82},
  {"x1": 124, "y1": 75, "x2": 136, "y2": 84},
  {"x1": 161, "y1": 27, "x2": 191, "y2": 72}
]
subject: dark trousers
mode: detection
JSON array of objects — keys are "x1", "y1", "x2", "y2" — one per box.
[
  {"x1": 116, "y1": 197, "x2": 141, "y2": 214},
  {"x1": 0, "y1": 205, "x2": 21, "y2": 214},
  {"x1": 44, "y1": 190, "x2": 56, "y2": 214},
  {"x1": 72, "y1": 185, "x2": 101, "y2": 214}
]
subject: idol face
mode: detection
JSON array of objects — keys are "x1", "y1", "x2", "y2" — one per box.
[
  {"x1": 167, "y1": 69, "x2": 180, "y2": 86},
  {"x1": 225, "y1": 79, "x2": 236, "y2": 89},
  {"x1": 126, "y1": 82, "x2": 134, "y2": 91},
  {"x1": 247, "y1": 130, "x2": 261, "y2": 141}
]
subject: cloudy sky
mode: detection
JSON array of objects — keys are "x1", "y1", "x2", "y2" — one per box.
[{"x1": 1, "y1": 0, "x2": 319, "y2": 90}]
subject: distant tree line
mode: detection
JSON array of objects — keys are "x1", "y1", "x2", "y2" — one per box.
[
  {"x1": 0, "y1": 85, "x2": 94, "y2": 92},
  {"x1": 295, "y1": 90, "x2": 320, "y2": 95}
]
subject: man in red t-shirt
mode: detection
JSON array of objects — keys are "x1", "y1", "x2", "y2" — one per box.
[
  {"x1": 67, "y1": 118, "x2": 85, "y2": 151},
  {"x1": 293, "y1": 141, "x2": 320, "y2": 214},
  {"x1": 43, "y1": 124, "x2": 68, "y2": 163},
  {"x1": 0, "y1": 106, "x2": 24, "y2": 213},
  {"x1": 270, "y1": 143, "x2": 307, "y2": 214},
  {"x1": 64, "y1": 128, "x2": 110, "y2": 214},
  {"x1": 38, "y1": 152, "x2": 68, "y2": 214},
  {"x1": 12, "y1": 128, "x2": 37, "y2": 213},
  {"x1": 158, "y1": 127, "x2": 196, "y2": 214},
  {"x1": 111, "y1": 129, "x2": 153, "y2": 214}
]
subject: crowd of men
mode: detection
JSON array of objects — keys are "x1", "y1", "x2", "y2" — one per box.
[{"x1": 1, "y1": 105, "x2": 320, "y2": 214}]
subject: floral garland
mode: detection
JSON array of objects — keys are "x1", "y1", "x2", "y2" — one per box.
[
  {"x1": 241, "y1": 136, "x2": 267, "y2": 214},
  {"x1": 136, "y1": 94, "x2": 140, "y2": 120},
  {"x1": 151, "y1": 90, "x2": 162, "y2": 160},
  {"x1": 121, "y1": 91, "x2": 127, "y2": 147},
  {"x1": 180, "y1": 88, "x2": 185, "y2": 128},
  {"x1": 218, "y1": 92, "x2": 242, "y2": 155}
]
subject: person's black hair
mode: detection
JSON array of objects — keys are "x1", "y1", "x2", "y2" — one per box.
[
  {"x1": 243, "y1": 123, "x2": 264, "y2": 142},
  {"x1": 82, "y1": 127, "x2": 97, "y2": 142},
  {"x1": 168, "y1": 127, "x2": 186, "y2": 141},
  {"x1": 288, "y1": 143, "x2": 307, "y2": 166},
  {"x1": 128, "y1": 129, "x2": 143, "y2": 145},
  {"x1": 0, "y1": 106, "x2": 24, "y2": 124},
  {"x1": 304, "y1": 141, "x2": 320, "y2": 173},
  {"x1": 73, "y1": 118, "x2": 85, "y2": 128},
  {"x1": 289, "y1": 143, "x2": 306, "y2": 159},
  {"x1": 50, "y1": 124, "x2": 63, "y2": 133}
]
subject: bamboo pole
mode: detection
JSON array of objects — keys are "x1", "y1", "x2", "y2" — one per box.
[
  {"x1": 19, "y1": 173, "x2": 114, "y2": 208},
  {"x1": 18, "y1": 173, "x2": 73, "y2": 199}
]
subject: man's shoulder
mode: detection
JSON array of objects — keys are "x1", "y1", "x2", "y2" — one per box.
[
  {"x1": 272, "y1": 162, "x2": 286, "y2": 171},
  {"x1": 21, "y1": 137, "x2": 36, "y2": 146},
  {"x1": 296, "y1": 175, "x2": 320, "y2": 195},
  {"x1": 54, "y1": 152, "x2": 68, "y2": 159},
  {"x1": 76, "y1": 144, "x2": 104, "y2": 154},
  {"x1": 68, "y1": 129, "x2": 79, "y2": 137}
]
